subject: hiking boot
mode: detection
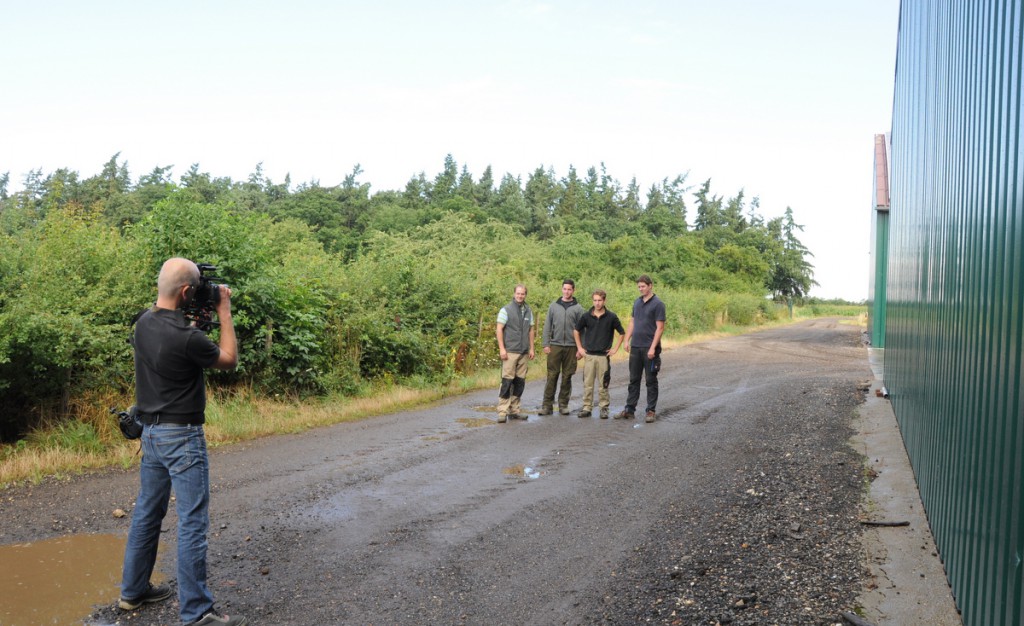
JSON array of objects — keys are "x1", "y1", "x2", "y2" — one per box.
[
  {"x1": 599, "y1": 409, "x2": 609, "y2": 419},
  {"x1": 510, "y1": 412, "x2": 526, "y2": 420},
  {"x1": 189, "y1": 611, "x2": 248, "y2": 626},
  {"x1": 578, "y1": 409, "x2": 592, "y2": 418},
  {"x1": 645, "y1": 410, "x2": 657, "y2": 423},
  {"x1": 559, "y1": 406, "x2": 570, "y2": 415},
  {"x1": 614, "y1": 410, "x2": 634, "y2": 420},
  {"x1": 537, "y1": 407, "x2": 553, "y2": 416},
  {"x1": 118, "y1": 582, "x2": 173, "y2": 610},
  {"x1": 497, "y1": 414, "x2": 507, "y2": 423}
]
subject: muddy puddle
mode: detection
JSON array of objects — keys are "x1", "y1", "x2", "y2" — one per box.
[
  {"x1": 502, "y1": 463, "x2": 541, "y2": 479},
  {"x1": 455, "y1": 417, "x2": 494, "y2": 428},
  {"x1": 0, "y1": 533, "x2": 137, "y2": 625}
]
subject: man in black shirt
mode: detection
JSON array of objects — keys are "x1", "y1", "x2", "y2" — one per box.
[
  {"x1": 119, "y1": 258, "x2": 246, "y2": 626},
  {"x1": 617, "y1": 274, "x2": 666, "y2": 423},
  {"x1": 573, "y1": 290, "x2": 625, "y2": 419}
]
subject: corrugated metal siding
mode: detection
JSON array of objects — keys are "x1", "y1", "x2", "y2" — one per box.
[
  {"x1": 871, "y1": 210, "x2": 889, "y2": 348},
  {"x1": 870, "y1": 133, "x2": 891, "y2": 348},
  {"x1": 887, "y1": 1, "x2": 1024, "y2": 624}
]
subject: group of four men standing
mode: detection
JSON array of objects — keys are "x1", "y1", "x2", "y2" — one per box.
[{"x1": 495, "y1": 275, "x2": 666, "y2": 424}]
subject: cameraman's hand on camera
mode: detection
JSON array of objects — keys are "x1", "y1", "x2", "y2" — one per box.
[
  {"x1": 214, "y1": 285, "x2": 232, "y2": 319},
  {"x1": 212, "y1": 285, "x2": 238, "y2": 371}
]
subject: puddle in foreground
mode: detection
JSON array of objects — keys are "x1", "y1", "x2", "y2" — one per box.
[
  {"x1": 0, "y1": 533, "x2": 129, "y2": 626},
  {"x1": 502, "y1": 464, "x2": 541, "y2": 479},
  {"x1": 456, "y1": 417, "x2": 494, "y2": 428}
]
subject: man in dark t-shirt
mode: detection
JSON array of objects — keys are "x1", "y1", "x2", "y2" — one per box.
[
  {"x1": 617, "y1": 274, "x2": 666, "y2": 423},
  {"x1": 119, "y1": 258, "x2": 247, "y2": 626}
]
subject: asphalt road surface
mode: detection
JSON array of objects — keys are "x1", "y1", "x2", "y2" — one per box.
[{"x1": 0, "y1": 318, "x2": 872, "y2": 625}]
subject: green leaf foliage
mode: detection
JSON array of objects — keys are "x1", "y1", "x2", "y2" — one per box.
[{"x1": 0, "y1": 157, "x2": 816, "y2": 441}]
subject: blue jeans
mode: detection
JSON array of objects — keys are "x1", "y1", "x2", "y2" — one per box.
[{"x1": 121, "y1": 424, "x2": 214, "y2": 624}]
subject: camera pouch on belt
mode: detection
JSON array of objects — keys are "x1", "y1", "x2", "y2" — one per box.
[{"x1": 115, "y1": 405, "x2": 143, "y2": 440}]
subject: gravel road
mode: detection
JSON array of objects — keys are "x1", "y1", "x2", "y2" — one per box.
[{"x1": 0, "y1": 318, "x2": 873, "y2": 625}]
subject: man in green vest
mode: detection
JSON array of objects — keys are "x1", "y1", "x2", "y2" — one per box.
[{"x1": 495, "y1": 284, "x2": 536, "y2": 423}]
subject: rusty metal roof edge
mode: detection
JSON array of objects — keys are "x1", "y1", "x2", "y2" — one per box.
[{"x1": 874, "y1": 133, "x2": 891, "y2": 211}]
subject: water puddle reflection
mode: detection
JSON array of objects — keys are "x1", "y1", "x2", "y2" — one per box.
[
  {"x1": 0, "y1": 533, "x2": 133, "y2": 626},
  {"x1": 455, "y1": 417, "x2": 494, "y2": 428},
  {"x1": 502, "y1": 463, "x2": 541, "y2": 479}
]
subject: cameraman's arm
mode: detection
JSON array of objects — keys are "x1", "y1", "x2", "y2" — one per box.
[{"x1": 212, "y1": 286, "x2": 238, "y2": 370}]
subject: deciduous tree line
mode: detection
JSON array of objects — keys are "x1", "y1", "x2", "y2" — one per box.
[{"x1": 0, "y1": 154, "x2": 814, "y2": 441}]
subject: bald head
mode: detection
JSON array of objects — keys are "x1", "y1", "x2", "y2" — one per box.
[{"x1": 157, "y1": 258, "x2": 200, "y2": 300}]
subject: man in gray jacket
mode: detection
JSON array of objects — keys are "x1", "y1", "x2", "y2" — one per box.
[{"x1": 539, "y1": 279, "x2": 585, "y2": 415}]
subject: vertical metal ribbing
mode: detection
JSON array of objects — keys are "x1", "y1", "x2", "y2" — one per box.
[{"x1": 887, "y1": 1, "x2": 1024, "y2": 623}]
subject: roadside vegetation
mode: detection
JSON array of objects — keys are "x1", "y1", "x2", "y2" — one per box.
[{"x1": 0, "y1": 155, "x2": 859, "y2": 487}]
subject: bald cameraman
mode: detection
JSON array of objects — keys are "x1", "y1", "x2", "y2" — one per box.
[{"x1": 118, "y1": 258, "x2": 246, "y2": 626}]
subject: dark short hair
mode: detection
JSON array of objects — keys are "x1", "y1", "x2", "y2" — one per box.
[
  {"x1": 592, "y1": 289, "x2": 607, "y2": 299},
  {"x1": 637, "y1": 274, "x2": 653, "y2": 286},
  {"x1": 562, "y1": 279, "x2": 575, "y2": 288}
]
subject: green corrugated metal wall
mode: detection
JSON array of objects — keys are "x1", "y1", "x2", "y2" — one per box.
[
  {"x1": 887, "y1": 1, "x2": 1024, "y2": 624},
  {"x1": 871, "y1": 210, "x2": 888, "y2": 348},
  {"x1": 869, "y1": 132, "x2": 890, "y2": 349}
]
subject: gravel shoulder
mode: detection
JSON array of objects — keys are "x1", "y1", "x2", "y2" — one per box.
[{"x1": 0, "y1": 318, "x2": 876, "y2": 625}]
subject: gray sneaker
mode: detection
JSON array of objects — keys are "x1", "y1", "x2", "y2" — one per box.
[
  {"x1": 189, "y1": 610, "x2": 248, "y2": 626},
  {"x1": 118, "y1": 583, "x2": 172, "y2": 610}
]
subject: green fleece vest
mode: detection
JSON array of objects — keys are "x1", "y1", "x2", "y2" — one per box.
[{"x1": 501, "y1": 301, "x2": 534, "y2": 353}]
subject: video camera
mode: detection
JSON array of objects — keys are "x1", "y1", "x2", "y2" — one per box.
[{"x1": 184, "y1": 263, "x2": 224, "y2": 332}]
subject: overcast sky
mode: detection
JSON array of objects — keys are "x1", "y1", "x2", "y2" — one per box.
[{"x1": 2, "y1": 0, "x2": 899, "y2": 300}]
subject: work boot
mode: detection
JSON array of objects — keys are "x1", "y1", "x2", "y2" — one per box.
[
  {"x1": 497, "y1": 414, "x2": 507, "y2": 423},
  {"x1": 645, "y1": 410, "x2": 657, "y2": 423},
  {"x1": 188, "y1": 611, "x2": 248, "y2": 626},
  {"x1": 118, "y1": 583, "x2": 172, "y2": 610},
  {"x1": 559, "y1": 406, "x2": 570, "y2": 415},
  {"x1": 537, "y1": 406, "x2": 553, "y2": 416},
  {"x1": 599, "y1": 409, "x2": 609, "y2": 419},
  {"x1": 578, "y1": 409, "x2": 592, "y2": 418},
  {"x1": 614, "y1": 410, "x2": 634, "y2": 420}
]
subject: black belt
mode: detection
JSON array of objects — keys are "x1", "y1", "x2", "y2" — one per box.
[{"x1": 138, "y1": 413, "x2": 203, "y2": 426}]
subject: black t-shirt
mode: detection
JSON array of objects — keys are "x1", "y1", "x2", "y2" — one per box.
[
  {"x1": 133, "y1": 307, "x2": 220, "y2": 422},
  {"x1": 575, "y1": 308, "x2": 625, "y2": 354},
  {"x1": 630, "y1": 294, "x2": 666, "y2": 349}
]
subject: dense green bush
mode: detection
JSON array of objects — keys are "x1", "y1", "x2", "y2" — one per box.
[{"x1": 0, "y1": 158, "x2": 819, "y2": 441}]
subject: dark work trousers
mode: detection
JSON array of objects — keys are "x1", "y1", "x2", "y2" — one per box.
[
  {"x1": 625, "y1": 345, "x2": 660, "y2": 413},
  {"x1": 543, "y1": 345, "x2": 578, "y2": 409}
]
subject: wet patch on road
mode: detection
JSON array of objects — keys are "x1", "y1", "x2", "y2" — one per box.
[
  {"x1": 502, "y1": 463, "x2": 542, "y2": 480},
  {"x1": 0, "y1": 532, "x2": 140, "y2": 626},
  {"x1": 455, "y1": 417, "x2": 494, "y2": 428}
]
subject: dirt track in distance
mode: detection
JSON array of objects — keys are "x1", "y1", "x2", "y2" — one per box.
[{"x1": 0, "y1": 318, "x2": 873, "y2": 625}]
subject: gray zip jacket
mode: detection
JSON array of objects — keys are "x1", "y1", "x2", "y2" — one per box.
[{"x1": 543, "y1": 298, "x2": 584, "y2": 347}]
